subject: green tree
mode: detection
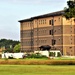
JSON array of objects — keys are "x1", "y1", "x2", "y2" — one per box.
[
  {"x1": 0, "y1": 39, "x2": 20, "y2": 48},
  {"x1": 13, "y1": 44, "x2": 21, "y2": 53},
  {"x1": 3, "y1": 48, "x2": 13, "y2": 53},
  {"x1": 64, "y1": 0, "x2": 75, "y2": 19},
  {"x1": 0, "y1": 39, "x2": 20, "y2": 53}
]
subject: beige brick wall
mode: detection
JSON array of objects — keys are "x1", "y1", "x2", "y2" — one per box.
[{"x1": 20, "y1": 14, "x2": 75, "y2": 56}]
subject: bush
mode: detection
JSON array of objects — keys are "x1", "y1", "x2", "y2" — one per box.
[
  {"x1": 49, "y1": 52, "x2": 55, "y2": 57},
  {"x1": 26, "y1": 53, "x2": 48, "y2": 59},
  {"x1": 57, "y1": 52, "x2": 61, "y2": 57}
]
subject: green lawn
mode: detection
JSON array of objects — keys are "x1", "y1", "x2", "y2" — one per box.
[{"x1": 0, "y1": 65, "x2": 75, "y2": 75}]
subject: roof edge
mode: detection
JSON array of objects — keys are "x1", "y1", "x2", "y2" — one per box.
[{"x1": 18, "y1": 10, "x2": 64, "y2": 22}]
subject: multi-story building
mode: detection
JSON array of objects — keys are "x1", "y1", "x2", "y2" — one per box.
[{"x1": 19, "y1": 10, "x2": 75, "y2": 56}]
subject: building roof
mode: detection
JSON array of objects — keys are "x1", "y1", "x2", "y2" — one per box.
[{"x1": 18, "y1": 10, "x2": 64, "y2": 22}]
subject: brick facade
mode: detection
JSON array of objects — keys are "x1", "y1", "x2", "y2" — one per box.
[{"x1": 19, "y1": 10, "x2": 75, "y2": 56}]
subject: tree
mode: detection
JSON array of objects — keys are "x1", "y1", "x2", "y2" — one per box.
[
  {"x1": 0, "y1": 39, "x2": 20, "y2": 53},
  {"x1": 0, "y1": 39, "x2": 20, "y2": 48},
  {"x1": 64, "y1": 0, "x2": 75, "y2": 19},
  {"x1": 3, "y1": 48, "x2": 13, "y2": 53},
  {"x1": 13, "y1": 44, "x2": 20, "y2": 53}
]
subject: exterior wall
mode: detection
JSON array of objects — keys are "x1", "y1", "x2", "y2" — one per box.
[
  {"x1": 20, "y1": 15, "x2": 63, "y2": 53},
  {"x1": 62, "y1": 17, "x2": 75, "y2": 56},
  {"x1": 20, "y1": 21, "x2": 34, "y2": 52},
  {"x1": 33, "y1": 27, "x2": 52, "y2": 50},
  {"x1": 54, "y1": 16, "x2": 62, "y2": 26},
  {"x1": 19, "y1": 12, "x2": 75, "y2": 56},
  {"x1": 33, "y1": 16, "x2": 63, "y2": 51}
]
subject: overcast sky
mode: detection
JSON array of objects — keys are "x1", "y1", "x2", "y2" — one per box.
[{"x1": 0, "y1": 0, "x2": 67, "y2": 41}]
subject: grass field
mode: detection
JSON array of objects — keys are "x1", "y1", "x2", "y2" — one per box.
[
  {"x1": 0, "y1": 58, "x2": 75, "y2": 65},
  {"x1": 0, "y1": 65, "x2": 75, "y2": 75}
]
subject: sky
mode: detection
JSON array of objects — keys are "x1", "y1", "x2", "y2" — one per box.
[{"x1": 0, "y1": 0, "x2": 68, "y2": 41}]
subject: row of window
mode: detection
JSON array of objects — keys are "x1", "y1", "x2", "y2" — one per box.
[
  {"x1": 21, "y1": 25, "x2": 62, "y2": 38},
  {"x1": 21, "y1": 31, "x2": 33, "y2": 37},
  {"x1": 49, "y1": 27, "x2": 61, "y2": 35},
  {"x1": 21, "y1": 33, "x2": 31, "y2": 37},
  {"x1": 22, "y1": 39, "x2": 56, "y2": 46},
  {"x1": 49, "y1": 18, "x2": 60, "y2": 25},
  {"x1": 38, "y1": 19, "x2": 46, "y2": 24},
  {"x1": 22, "y1": 40, "x2": 47, "y2": 46},
  {"x1": 22, "y1": 22, "x2": 33, "y2": 27},
  {"x1": 22, "y1": 17, "x2": 61, "y2": 27},
  {"x1": 21, "y1": 29, "x2": 59, "y2": 38},
  {"x1": 21, "y1": 29, "x2": 47, "y2": 38},
  {"x1": 36, "y1": 40, "x2": 47, "y2": 44},
  {"x1": 34, "y1": 29, "x2": 47, "y2": 36},
  {"x1": 22, "y1": 41, "x2": 32, "y2": 46},
  {"x1": 35, "y1": 18, "x2": 60, "y2": 25}
]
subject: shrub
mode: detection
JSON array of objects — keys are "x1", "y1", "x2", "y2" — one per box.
[
  {"x1": 57, "y1": 52, "x2": 61, "y2": 57},
  {"x1": 26, "y1": 53, "x2": 48, "y2": 59},
  {"x1": 49, "y1": 52, "x2": 55, "y2": 57}
]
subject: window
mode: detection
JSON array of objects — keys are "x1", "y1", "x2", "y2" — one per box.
[
  {"x1": 70, "y1": 47, "x2": 72, "y2": 49},
  {"x1": 41, "y1": 20, "x2": 42, "y2": 24},
  {"x1": 49, "y1": 20, "x2": 51, "y2": 25},
  {"x1": 39, "y1": 19, "x2": 46, "y2": 25},
  {"x1": 49, "y1": 30, "x2": 51, "y2": 35},
  {"x1": 45, "y1": 19, "x2": 46, "y2": 24},
  {"x1": 49, "y1": 19, "x2": 54, "y2": 25},
  {"x1": 30, "y1": 31, "x2": 33, "y2": 36},
  {"x1": 52, "y1": 39, "x2": 56, "y2": 45},
  {"x1": 49, "y1": 29, "x2": 54, "y2": 35},
  {"x1": 42, "y1": 20, "x2": 44, "y2": 24},
  {"x1": 51, "y1": 29, "x2": 54, "y2": 35},
  {"x1": 44, "y1": 30, "x2": 46, "y2": 34},
  {"x1": 52, "y1": 19, "x2": 54, "y2": 25},
  {"x1": 44, "y1": 40, "x2": 46, "y2": 43}
]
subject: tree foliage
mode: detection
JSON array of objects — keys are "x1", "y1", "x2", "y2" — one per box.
[
  {"x1": 0, "y1": 39, "x2": 20, "y2": 48},
  {"x1": 0, "y1": 39, "x2": 20, "y2": 53},
  {"x1": 3, "y1": 48, "x2": 13, "y2": 53},
  {"x1": 64, "y1": 0, "x2": 75, "y2": 19},
  {"x1": 13, "y1": 44, "x2": 20, "y2": 53}
]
